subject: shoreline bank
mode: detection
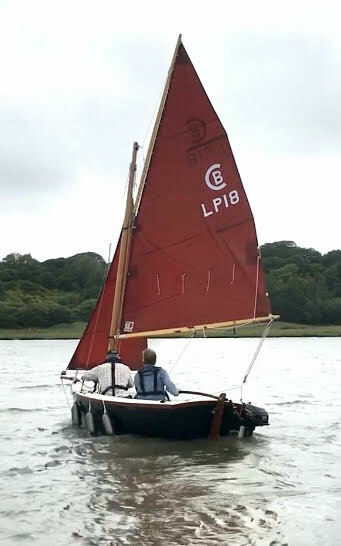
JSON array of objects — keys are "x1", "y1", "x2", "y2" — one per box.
[{"x1": 0, "y1": 321, "x2": 340, "y2": 340}]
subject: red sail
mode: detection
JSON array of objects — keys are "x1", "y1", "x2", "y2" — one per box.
[
  {"x1": 67, "y1": 241, "x2": 146, "y2": 370},
  {"x1": 117, "y1": 337, "x2": 147, "y2": 370},
  {"x1": 120, "y1": 43, "x2": 270, "y2": 336}
]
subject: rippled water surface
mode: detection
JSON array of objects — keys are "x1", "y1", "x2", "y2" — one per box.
[{"x1": 0, "y1": 337, "x2": 340, "y2": 545}]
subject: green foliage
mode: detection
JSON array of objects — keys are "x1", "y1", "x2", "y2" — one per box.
[
  {"x1": 262, "y1": 241, "x2": 341, "y2": 324},
  {"x1": 1, "y1": 243, "x2": 340, "y2": 328},
  {"x1": 320, "y1": 298, "x2": 341, "y2": 324},
  {"x1": 0, "y1": 252, "x2": 106, "y2": 328},
  {"x1": 76, "y1": 299, "x2": 97, "y2": 321}
]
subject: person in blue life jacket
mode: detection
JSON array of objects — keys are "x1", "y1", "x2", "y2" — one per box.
[{"x1": 134, "y1": 348, "x2": 179, "y2": 401}]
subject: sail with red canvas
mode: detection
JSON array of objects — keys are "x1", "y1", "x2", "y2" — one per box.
[
  {"x1": 67, "y1": 37, "x2": 271, "y2": 373},
  {"x1": 119, "y1": 42, "x2": 270, "y2": 339}
]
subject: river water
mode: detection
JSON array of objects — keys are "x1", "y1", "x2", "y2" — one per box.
[{"x1": 0, "y1": 337, "x2": 340, "y2": 546}]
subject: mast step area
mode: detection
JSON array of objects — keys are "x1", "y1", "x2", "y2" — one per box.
[{"x1": 73, "y1": 393, "x2": 268, "y2": 440}]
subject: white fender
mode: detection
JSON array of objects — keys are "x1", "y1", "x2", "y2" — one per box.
[
  {"x1": 85, "y1": 410, "x2": 95, "y2": 434},
  {"x1": 81, "y1": 411, "x2": 87, "y2": 428},
  {"x1": 238, "y1": 425, "x2": 245, "y2": 439},
  {"x1": 71, "y1": 402, "x2": 81, "y2": 426},
  {"x1": 102, "y1": 411, "x2": 115, "y2": 435}
]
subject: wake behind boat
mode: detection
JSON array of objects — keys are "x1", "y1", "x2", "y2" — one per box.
[{"x1": 61, "y1": 35, "x2": 277, "y2": 440}]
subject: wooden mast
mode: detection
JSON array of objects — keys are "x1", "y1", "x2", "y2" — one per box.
[
  {"x1": 108, "y1": 141, "x2": 139, "y2": 351},
  {"x1": 134, "y1": 34, "x2": 182, "y2": 214}
]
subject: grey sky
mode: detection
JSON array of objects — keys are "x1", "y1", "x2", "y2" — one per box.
[{"x1": 1, "y1": 0, "x2": 340, "y2": 261}]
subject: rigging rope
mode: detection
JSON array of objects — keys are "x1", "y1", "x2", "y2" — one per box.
[
  {"x1": 253, "y1": 255, "x2": 260, "y2": 318},
  {"x1": 199, "y1": 319, "x2": 274, "y2": 402},
  {"x1": 60, "y1": 378, "x2": 72, "y2": 410},
  {"x1": 242, "y1": 318, "x2": 273, "y2": 384},
  {"x1": 141, "y1": 86, "x2": 164, "y2": 150},
  {"x1": 239, "y1": 318, "x2": 274, "y2": 402},
  {"x1": 168, "y1": 330, "x2": 195, "y2": 375}
]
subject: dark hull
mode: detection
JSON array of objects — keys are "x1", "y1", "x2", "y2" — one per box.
[{"x1": 74, "y1": 393, "x2": 269, "y2": 440}]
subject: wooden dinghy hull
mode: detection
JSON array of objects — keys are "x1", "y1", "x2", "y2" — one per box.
[{"x1": 74, "y1": 393, "x2": 269, "y2": 440}]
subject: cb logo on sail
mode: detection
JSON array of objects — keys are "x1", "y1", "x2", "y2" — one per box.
[
  {"x1": 204, "y1": 164, "x2": 226, "y2": 191},
  {"x1": 201, "y1": 164, "x2": 240, "y2": 218}
]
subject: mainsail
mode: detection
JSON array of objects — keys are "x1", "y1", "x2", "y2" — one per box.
[
  {"x1": 119, "y1": 40, "x2": 271, "y2": 338},
  {"x1": 67, "y1": 36, "x2": 271, "y2": 370}
]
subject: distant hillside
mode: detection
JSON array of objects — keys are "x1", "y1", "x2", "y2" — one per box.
[
  {"x1": 261, "y1": 241, "x2": 341, "y2": 324},
  {"x1": 0, "y1": 252, "x2": 106, "y2": 328},
  {"x1": 0, "y1": 241, "x2": 340, "y2": 328}
]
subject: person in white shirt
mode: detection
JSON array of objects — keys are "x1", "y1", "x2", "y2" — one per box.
[{"x1": 82, "y1": 351, "x2": 134, "y2": 397}]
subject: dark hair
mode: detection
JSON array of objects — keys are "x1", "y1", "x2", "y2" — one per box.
[{"x1": 105, "y1": 351, "x2": 122, "y2": 364}]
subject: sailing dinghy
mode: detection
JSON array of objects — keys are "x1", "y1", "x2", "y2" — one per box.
[{"x1": 61, "y1": 36, "x2": 276, "y2": 440}]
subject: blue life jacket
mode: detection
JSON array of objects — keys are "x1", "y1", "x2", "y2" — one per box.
[{"x1": 136, "y1": 366, "x2": 165, "y2": 396}]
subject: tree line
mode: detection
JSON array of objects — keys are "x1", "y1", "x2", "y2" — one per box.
[
  {"x1": 0, "y1": 252, "x2": 106, "y2": 328},
  {"x1": 0, "y1": 241, "x2": 340, "y2": 328},
  {"x1": 262, "y1": 241, "x2": 341, "y2": 324}
]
